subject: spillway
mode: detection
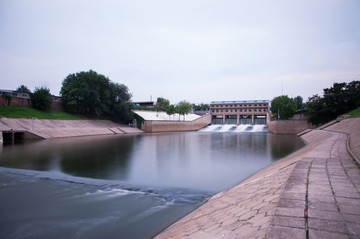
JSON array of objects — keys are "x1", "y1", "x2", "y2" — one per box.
[{"x1": 200, "y1": 124, "x2": 268, "y2": 133}]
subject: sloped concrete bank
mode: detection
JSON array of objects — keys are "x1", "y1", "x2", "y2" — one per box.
[
  {"x1": 155, "y1": 118, "x2": 360, "y2": 238},
  {"x1": 0, "y1": 118, "x2": 143, "y2": 140}
]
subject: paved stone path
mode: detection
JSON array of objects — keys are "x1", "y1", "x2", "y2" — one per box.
[{"x1": 156, "y1": 119, "x2": 360, "y2": 238}]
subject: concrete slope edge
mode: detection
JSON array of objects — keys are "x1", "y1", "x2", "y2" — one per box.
[
  {"x1": 0, "y1": 118, "x2": 143, "y2": 140},
  {"x1": 155, "y1": 119, "x2": 360, "y2": 238}
]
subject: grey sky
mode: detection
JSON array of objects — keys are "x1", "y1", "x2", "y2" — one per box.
[{"x1": 1, "y1": 0, "x2": 360, "y2": 104}]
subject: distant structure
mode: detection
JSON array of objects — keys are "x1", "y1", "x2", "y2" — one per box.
[
  {"x1": 0, "y1": 89, "x2": 63, "y2": 111},
  {"x1": 133, "y1": 101, "x2": 155, "y2": 107},
  {"x1": 210, "y1": 100, "x2": 270, "y2": 125}
]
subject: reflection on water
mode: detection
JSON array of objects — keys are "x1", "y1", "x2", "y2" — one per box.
[
  {"x1": 0, "y1": 131, "x2": 304, "y2": 239},
  {"x1": 0, "y1": 132, "x2": 304, "y2": 192}
]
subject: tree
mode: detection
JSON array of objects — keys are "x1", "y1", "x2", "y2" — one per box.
[
  {"x1": 155, "y1": 97, "x2": 170, "y2": 116},
  {"x1": 176, "y1": 101, "x2": 192, "y2": 121},
  {"x1": 306, "y1": 94, "x2": 328, "y2": 125},
  {"x1": 270, "y1": 95, "x2": 297, "y2": 119},
  {"x1": 60, "y1": 70, "x2": 133, "y2": 123},
  {"x1": 16, "y1": 85, "x2": 31, "y2": 93},
  {"x1": 165, "y1": 104, "x2": 176, "y2": 120},
  {"x1": 31, "y1": 87, "x2": 53, "y2": 111},
  {"x1": 192, "y1": 103, "x2": 210, "y2": 111},
  {"x1": 293, "y1": 96, "x2": 304, "y2": 111},
  {"x1": 306, "y1": 81, "x2": 360, "y2": 125}
]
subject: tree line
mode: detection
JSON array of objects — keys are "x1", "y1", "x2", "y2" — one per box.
[
  {"x1": 270, "y1": 80, "x2": 360, "y2": 125},
  {"x1": 12, "y1": 70, "x2": 210, "y2": 124}
]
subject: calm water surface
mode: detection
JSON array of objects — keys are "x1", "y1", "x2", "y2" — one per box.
[{"x1": 0, "y1": 131, "x2": 304, "y2": 238}]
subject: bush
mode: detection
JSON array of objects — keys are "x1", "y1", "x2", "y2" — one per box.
[{"x1": 31, "y1": 87, "x2": 52, "y2": 111}]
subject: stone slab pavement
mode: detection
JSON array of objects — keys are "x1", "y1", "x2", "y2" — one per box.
[
  {"x1": 155, "y1": 118, "x2": 360, "y2": 238},
  {"x1": 0, "y1": 118, "x2": 143, "y2": 139}
]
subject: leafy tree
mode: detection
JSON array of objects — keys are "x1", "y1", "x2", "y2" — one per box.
[
  {"x1": 176, "y1": 101, "x2": 192, "y2": 121},
  {"x1": 306, "y1": 94, "x2": 328, "y2": 125},
  {"x1": 155, "y1": 97, "x2": 170, "y2": 115},
  {"x1": 270, "y1": 95, "x2": 297, "y2": 119},
  {"x1": 192, "y1": 103, "x2": 210, "y2": 111},
  {"x1": 165, "y1": 104, "x2": 176, "y2": 120},
  {"x1": 306, "y1": 81, "x2": 360, "y2": 125},
  {"x1": 293, "y1": 96, "x2": 304, "y2": 111},
  {"x1": 16, "y1": 85, "x2": 31, "y2": 93},
  {"x1": 60, "y1": 70, "x2": 132, "y2": 123},
  {"x1": 31, "y1": 87, "x2": 53, "y2": 111}
]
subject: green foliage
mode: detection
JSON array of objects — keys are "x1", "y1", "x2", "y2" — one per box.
[
  {"x1": 165, "y1": 104, "x2": 176, "y2": 119},
  {"x1": 155, "y1": 97, "x2": 170, "y2": 113},
  {"x1": 16, "y1": 85, "x2": 31, "y2": 93},
  {"x1": 0, "y1": 106, "x2": 83, "y2": 120},
  {"x1": 271, "y1": 95, "x2": 297, "y2": 119},
  {"x1": 306, "y1": 81, "x2": 360, "y2": 125},
  {"x1": 60, "y1": 70, "x2": 133, "y2": 123},
  {"x1": 133, "y1": 106, "x2": 156, "y2": 111},
  {"x1": 31, "y1": 87, "x2": 53, "y2": 111},
  {"x1": 293, "y1": 96, "x2": 304, "y2": 111},
  {"x1": 176, "y1": 101, "x2": 192, "y2": 120},
  {"x1": 192, "y1": 103, "x2": 210, "y2": 111}
]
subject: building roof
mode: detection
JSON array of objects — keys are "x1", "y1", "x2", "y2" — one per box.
[
  {"x1": 210, "y1": 100, "x2": 269, "y2": 105},
  {"x1": 133, "y1": 110, "x2": 201, "y2": 121}
]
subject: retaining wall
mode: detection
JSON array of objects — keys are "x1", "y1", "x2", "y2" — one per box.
[
  {"x1": 142, "y1": 114, "x2": 211, "y2": 133},
  {"x1": 267, "y1": 119, "x2": 312, "y2": 135}
]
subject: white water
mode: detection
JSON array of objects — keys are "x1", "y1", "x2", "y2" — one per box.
[{"x1": 200, "y1": 124, "x2": 268, "y2": 133}]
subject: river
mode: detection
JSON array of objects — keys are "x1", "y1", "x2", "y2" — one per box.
[{"x1": 0, "y1": 131, "x2": 304, "y2": 238}]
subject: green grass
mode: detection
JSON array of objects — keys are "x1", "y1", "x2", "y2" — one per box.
[
  {"x1": 0, "y1": 106, "x2": 84, "y2": 120},
  {"x1": 347, "y1": 107, "x2": 360, "y2": 118}
]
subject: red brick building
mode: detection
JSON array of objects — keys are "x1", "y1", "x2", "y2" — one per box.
[
  {"x1": 210, "y1": 100, "x2": 270, "y2": 125},
  {"x1": 0, "y1": 89, "x2": 63, "y2": 111}
]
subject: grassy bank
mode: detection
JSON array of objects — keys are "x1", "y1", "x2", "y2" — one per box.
[
  {"x1": 347, "y1": 107, "x2": 360, "y2": 118},
  {"x1": 0, "y1": 106, "x2": 84, "y2": 120}
]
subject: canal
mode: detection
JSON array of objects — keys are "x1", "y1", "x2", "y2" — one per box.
[{"x1": 0, "y1": 131, "x2": 304, "y2": 238}]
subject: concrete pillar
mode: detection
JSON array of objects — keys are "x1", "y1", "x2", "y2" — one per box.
[
  {"x1": 222, "y1": 114, "x2": 225, "y2": 124},
  {"x1": 252, "y1": 114, "x2": 254, "y2": 125},
  {"x1": 237, "y1": 114, "x2": 240, "y2": 125}
]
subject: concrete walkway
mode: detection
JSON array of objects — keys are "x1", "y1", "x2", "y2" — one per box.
[{"x1": 155, "y1": 118, "x2": 360, "y2": 238}]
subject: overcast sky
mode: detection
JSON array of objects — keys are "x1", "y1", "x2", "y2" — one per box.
[{"x1": 1, "y1": 0, "x2": 359, "y2": 104}]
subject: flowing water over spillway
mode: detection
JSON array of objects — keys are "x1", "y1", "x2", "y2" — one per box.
[
  {"x1": 0, "y1": 131, "x2": 304, "y2": 239},
  {"x1": 200, "y1": 124, "x2": 268, "y2": 133}
]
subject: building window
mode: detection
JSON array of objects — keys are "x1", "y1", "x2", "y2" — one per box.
[
  {"x1": 249, "y1": 109, "x2": 252, "y2": 112},
  {"x1": 235, "y1": 109, "x2": 237, "y2": 112},
  {"x1": 264, "y1": 108, "x2": 267, "y2": 111},
  {"x1": 230, "y1": 109, "x2": 232, "y2": 112},
  {"x1": 244, "y1": 109, "x2": 247, "y2": 112},
  {"x1": 226, "y1": 109, "x2": 228, "y2": 112},
  {"x1": 221, "y1": 109, "x2": 223, "y2": 112},
  {"x1": 254, "y1": 109, "x2": 257, "y2": 112},
  {"x1": 259, "y1": 109, "x2": 262, "y2": 112}
]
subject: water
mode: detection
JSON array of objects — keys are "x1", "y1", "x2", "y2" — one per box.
[
  {"x1": 200, "y1": 124, "x2": 268, "y2": 133},
  {"x1": 0, "y1": 130, "x2": 304, "y2": 238}
]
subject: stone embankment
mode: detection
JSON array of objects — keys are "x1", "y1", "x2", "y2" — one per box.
[
  {"x1": 156, "y1": 118, "x2": 360, "y2": 238},
  {"x1": 0, "y1": 118, "x2": 143, "y2": 140}
]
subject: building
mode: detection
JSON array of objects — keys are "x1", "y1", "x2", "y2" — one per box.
[
  {"x1": 0, "y1": 89, "x2": 63, "y2": 111},
  {"x1": 133, "y1": 101, "x2": 155, "y2": 107},
  {"x1": 210, "y1": 100, "x2": 270, "y2": 125}
]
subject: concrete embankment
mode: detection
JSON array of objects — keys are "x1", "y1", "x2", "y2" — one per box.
[
  {"x1": 156, "y1": 118, "x2": 360, "y2": 238},
  {"x1": 0, "y1": 118, "x2": 143, "y2": 140}
]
